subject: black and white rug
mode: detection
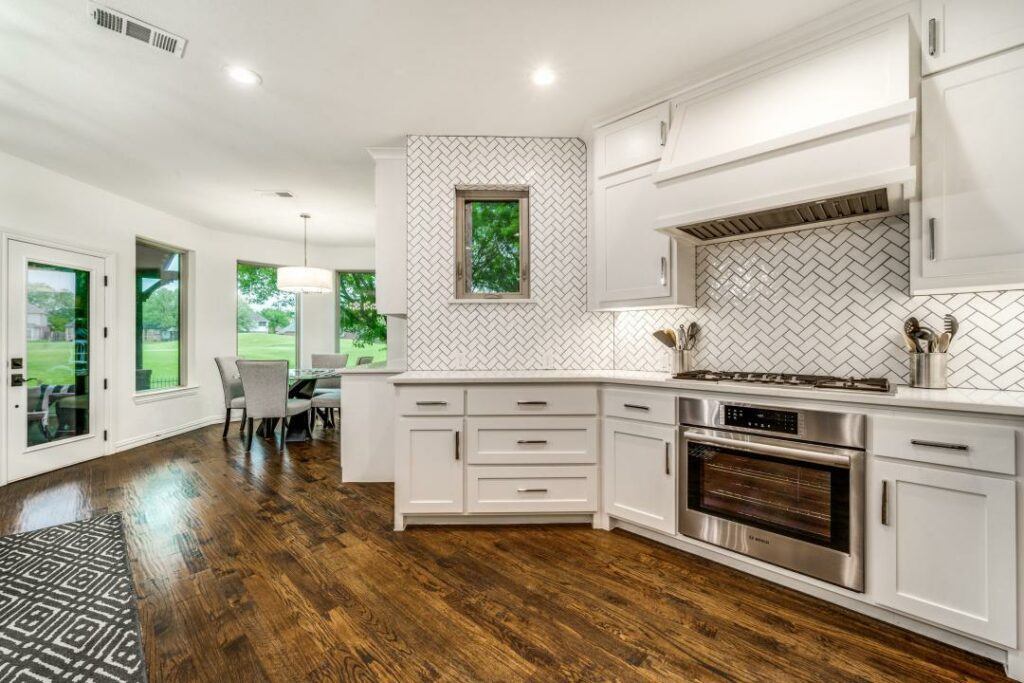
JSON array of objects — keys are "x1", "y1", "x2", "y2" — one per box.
[{"x1": 0, "y1": 513, "x2": 146, "y2": 682}]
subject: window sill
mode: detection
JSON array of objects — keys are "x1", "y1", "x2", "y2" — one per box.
[
  {"x1": 133, "y1": 385, "x2": 200, "y2": 404},
  {"x1": 447, "y1": 298, "x2": 537, "y2": 305}
]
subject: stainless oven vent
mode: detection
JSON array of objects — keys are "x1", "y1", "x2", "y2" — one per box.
[{"x1": 673, "y1": 188, "x2": 890, "y2": 242}]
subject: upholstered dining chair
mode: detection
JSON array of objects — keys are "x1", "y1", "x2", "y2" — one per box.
[
  {"x1": 311, "y1": 353, "x2": 347, "y2": 394},
  {"x1": 311, "y1": 388, "x2": 341, "y2": 429},
  {"x1": 236, "y1": 360, "x2": 312, "y2": 451},
  {"x1": 214, "y1": 356, "x2": 246, "y2": 438}
]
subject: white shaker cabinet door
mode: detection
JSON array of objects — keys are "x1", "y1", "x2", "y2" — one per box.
[
  {"x1": 917, "y1": 47, "x2": 1024, "y2": 293},
  {"x1": 922, "y1": 0, "x2": 1024, "y2": 75},
  {"x1": 602, "y1": 418, "x2": 677, "y2": 535},
  {"x1": 593, "y1": 162, "x2": 675, "y2": 304},
  {"x1": 869, "y1": 458, "x2": 1017, "y2": 647},
  {"x1": 396, "y1": 417, "x2": 464, "y2": 514},
  {"x1": 593, "y1": 102, "x2": 670, "y2": 178}
]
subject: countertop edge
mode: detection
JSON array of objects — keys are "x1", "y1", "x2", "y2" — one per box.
[{"x1": 388, "y1": 372, "x2": 1024, "y2": 418}]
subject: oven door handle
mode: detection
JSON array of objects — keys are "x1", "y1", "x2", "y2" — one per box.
[{"x1": 684, "y1": 431, "x2": 853, "y2": 468}]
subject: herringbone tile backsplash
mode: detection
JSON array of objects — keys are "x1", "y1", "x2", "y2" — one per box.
[
  {"x1": 406, "y1": 135, "x2": 614, "y2": 370},
  {"x1": 614, "y1": 215, "x2": 1024, "y2": 390},
  {"x1": 406, "y1": 136, "x2": 1023, "y2": 390}
]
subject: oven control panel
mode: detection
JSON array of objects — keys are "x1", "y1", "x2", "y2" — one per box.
[{"x1": 722, "y1": 404, "x2": 799, "y2": 435}]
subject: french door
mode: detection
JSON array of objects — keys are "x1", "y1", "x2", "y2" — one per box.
[{"x1": 6, "y1": 240, "x2": 107, "y2": 482}]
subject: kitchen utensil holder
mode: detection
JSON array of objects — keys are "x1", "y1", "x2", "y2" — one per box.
[
  {"x1": 909, "y1": 352, "x2": 948, "y2": 389},
  {"x1": 671, "y1": 348, "x2": 694, "y2": 376}
]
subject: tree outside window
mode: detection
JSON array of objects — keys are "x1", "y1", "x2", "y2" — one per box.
[
  {"x1": 236, "y1": 263, "x2": 298, "y2": 365},
  {"x1": 338, "y1": 272, "x2": 386, "y2": 366}
]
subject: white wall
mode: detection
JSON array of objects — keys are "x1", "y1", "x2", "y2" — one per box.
[{"x1": 0, "y1": 150, "x2": 373, "y2": 454}]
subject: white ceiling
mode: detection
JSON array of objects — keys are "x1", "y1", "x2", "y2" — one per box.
[{"x1": 0, "y1": 0, "x2": 863, "y2": 246}]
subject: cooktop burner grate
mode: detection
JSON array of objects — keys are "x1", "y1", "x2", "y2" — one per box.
[{"x1": 674, "y1": 370, "x2": 891, "y2": 393}]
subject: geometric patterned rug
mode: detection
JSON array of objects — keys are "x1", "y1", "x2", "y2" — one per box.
[{"x1": 0, "y1": 513, "x2": 146, "y2": 682}]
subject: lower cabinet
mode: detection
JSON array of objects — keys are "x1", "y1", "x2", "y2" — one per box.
[
  {"x1": 395, "y1": 417, "x2": 464, "y2": 514},
  {"x1": 467, "y1": 465, "x2": 597, "y2": 513},
  {"x1": 602, "y1": 418, "x2": 677, "y2": 534},
  {"x1": 868, "y1": 458, "x2": 1017, "y2": 647}
]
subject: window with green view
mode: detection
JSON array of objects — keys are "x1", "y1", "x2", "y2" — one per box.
[
  {"x1": 455, "y1": 188, "x2": 529, "y2": 299},
  {"x1": 135, "y1": 240, "x2": 185, "y2": 392},
  {"x1": 337, "y1": 272, "x2": 386, "y2": 366},
  {"x1": 236, "y1": 262, "x2": 298, "y2": 366}
]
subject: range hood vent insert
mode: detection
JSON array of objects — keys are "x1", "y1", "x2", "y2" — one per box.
[{"x1": 676, "y1": 188, "x2": 889, "y2": 242}]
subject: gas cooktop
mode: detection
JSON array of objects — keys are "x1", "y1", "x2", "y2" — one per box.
[{"x1": 674, "y1": 370, "x2": 891, "y2": 393}]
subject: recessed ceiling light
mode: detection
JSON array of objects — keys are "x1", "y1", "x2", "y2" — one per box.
[
  {"x1": 224, "y1": 65, "x2": 262, "y2": 86},
  {"x1": 531, "y1": 66, "x2": 556, "y2": 87}
]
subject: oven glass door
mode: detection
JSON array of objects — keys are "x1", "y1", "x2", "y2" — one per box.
[{"x1": 686, "y1": 437, "x2": 850, "y2": 553}]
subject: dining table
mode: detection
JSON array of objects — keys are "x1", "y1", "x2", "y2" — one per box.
[{"x1": 255, "y1": 368, "x2": 343, "y2": 443}]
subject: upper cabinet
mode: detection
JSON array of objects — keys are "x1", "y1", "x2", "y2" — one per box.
[
  {"x1": 593, "y1": 102, "x2": 669, "y2": 179},
  {"x1": 590, "y1": 104, "x2": 695, "y2": 310},
  {"x1": 922, "y1": 0, "x2": 1024, "y2": 75},
  {"x1": 368, "y1": 147, "x2": 407, "y2": 315},
  {"x1": 914, "y1": 47, "x2": 1024, "y2": 293}
]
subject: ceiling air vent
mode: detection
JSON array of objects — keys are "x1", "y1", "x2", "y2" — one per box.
[{"x1": 86, "y1": 2, "x2": 187, "y2": 58}]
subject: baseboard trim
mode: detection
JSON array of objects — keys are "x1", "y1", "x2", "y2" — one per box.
[{"x1": 113, "y1": 414, "x2": 224, "y2": 453}]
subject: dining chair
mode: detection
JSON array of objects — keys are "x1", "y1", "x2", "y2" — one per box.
[
  {"x1": 214, "y1": 356, "x2": 246, "y2": 438},
  {"x1": 310, "y1": 353, "x2": 346, "y2": 429},
  {"x1": 356, "y1": 356, "x2": 374, "y2": 366},
  {"x1": 236, "y1": 360, "x2": 312, "y2": 451},
  {"x1": 311, "y1": 353, "x2": 347, "y2": 394}
]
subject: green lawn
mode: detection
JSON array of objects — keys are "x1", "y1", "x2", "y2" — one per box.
[
  {"x1": 26, "y1": 340, "x2": 80, "y2": 386},
  {"x1": 338, "y1": 338, "x2": 387, "y2": 366},
  {"x1": 237, "y1": 332, "x2": 297, "y2": 363}
]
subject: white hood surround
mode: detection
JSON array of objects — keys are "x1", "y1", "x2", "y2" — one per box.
[{"x1": 654, "y1": 16, "x2": 916, "y2": 244}]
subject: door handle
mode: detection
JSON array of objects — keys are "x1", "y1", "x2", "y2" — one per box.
[
  {"x1": 659, "y1": 120, "x2": 667, "y2": 146},
  {"x1": 659, "y1": 257, "x2": 667, "y2": 286},
  {"x1": 928, "y1": 218, "x2": 936, "y2": 260},
  {"x1": 665, "y1": 441, "x2": 671, "y2": 475},
  {"x1": 881, "y1": 480, "x2": 890, "y2": 526},
  {"x1": 454, "y1": 431, "x2": 460, "y2": 461},
  {"x1": 10, "y1": 375, "x2": 37, "y2": 387},
  {"x1": 927, "y1": 17, "x2": 937, "y2": 56}
]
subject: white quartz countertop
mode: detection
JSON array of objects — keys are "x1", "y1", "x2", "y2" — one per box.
[{"x1": 390, "y1": 370, "x2": 1024, "y2": 417}]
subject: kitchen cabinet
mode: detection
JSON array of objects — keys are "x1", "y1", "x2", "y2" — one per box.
[
  {"x1": 368, "y1": 147, "x2": 407, "y2": 315},
  {"x1": 591, "y1": 161, "x2": 695, "y2": 309},
  {"x1": 922, "y1": 0, "x2": 1024, "y2": 75},
  {"x1": 395, "y1": 417, "x2": 464, "y2": 514},
  {"x1": 868, "y1": 458, "x2": 1017, "y2": 647},
  {"x1": 593, "y1": 102, "x2": 670, "y2": 178},
  {"x1": 915, "y1": 47, "x2": 1024, "y2": 293},
  {"x1": 602, "y1": 418, "x2": 677, "y2": 534}
]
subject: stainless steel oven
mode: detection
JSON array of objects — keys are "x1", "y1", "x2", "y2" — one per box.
[{"x1": 679, "y1": 397, "x2": 865, "y2": 591}]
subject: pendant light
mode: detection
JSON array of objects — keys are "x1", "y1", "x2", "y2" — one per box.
[{"x1": 278, "y1": 213, "x2": 332, "y2": 294}]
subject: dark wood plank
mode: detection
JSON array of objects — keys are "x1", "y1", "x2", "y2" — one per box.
[{"x1": 0, "y1": 424, "x2": 1009, "y2": 682}]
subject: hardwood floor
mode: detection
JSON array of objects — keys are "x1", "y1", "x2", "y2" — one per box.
[{"x1": 0, "y1": 424, "x2": 1009, "y2": 682}]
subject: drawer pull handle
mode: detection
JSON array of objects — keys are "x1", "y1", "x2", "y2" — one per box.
[
  {"x1": 623, "y1": 403, "x2": 650, "y2": 411},
  {"x1": 911, "y1": 439, "x2": 968, "y2": 451},
  {"x1": 517, "y1": 401, "x2": 548, "y2": 406},
  {"x1": 516, "y1": 439, "x2": 548, "y2": 445},
  {"x1": 416, "y1": 401, "x2": 448, "y2": 406},
  {"x1": 881, "y1": 480, "x2": 889, "y2": 526},
  {"x1": 517, "y1": 488, "x2": 548, "y2": 493}
]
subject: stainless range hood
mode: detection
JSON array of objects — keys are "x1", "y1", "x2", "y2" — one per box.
[
  {"x1": 653, "y1": 16, "x2": 916, "y2": 245},
  {"x1": 674, "y1": 188, "x2": 889, "y2": 242}
]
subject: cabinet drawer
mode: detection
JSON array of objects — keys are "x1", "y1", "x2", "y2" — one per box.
[
  {"x1": 467, "y1": 465, "x2": 597, "y2": 513},
  {"x1": 871, "y1": 415, "x2": 1015, "y2": 475},
  {"x1": 397, "y1": 387, "x2": 465, "y2": 416},
  {"x1": 467, "y1": 385, "x2": 597, "y2": 416},
  {"x1": 466, "y1": 417, "x2": 596, "y2": 465},
  {"x1": 603, "y1": 388, "x2": 676, "y2": 425}
]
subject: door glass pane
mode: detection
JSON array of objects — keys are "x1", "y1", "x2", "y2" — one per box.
[
  {"x1": 337, "y1": 272, "x2": 387, "y2": 367},
  {"x1": 135, "y1": 241, "x2": 183, "y2": 391},
  {"x1": 26, "y1": 262, "x2": 90, "y2": 447},
  {"x1": 687, "y1": 442, "x2": 849, "y2": 552}
]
